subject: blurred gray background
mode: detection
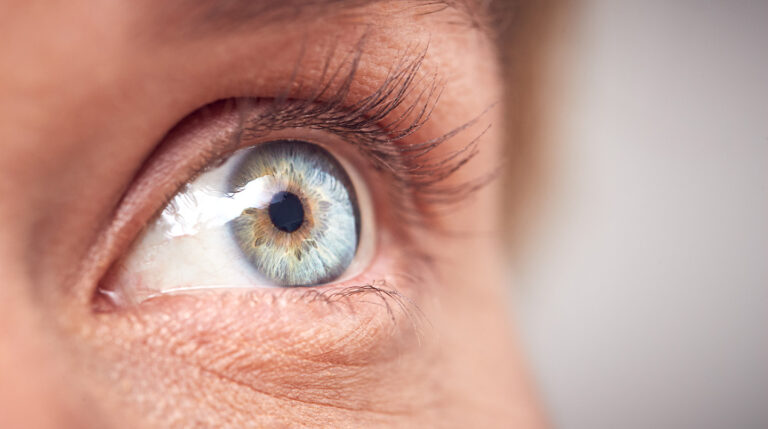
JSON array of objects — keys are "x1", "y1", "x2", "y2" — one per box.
[{"x1": 507, "y1": 1, "x2": 768, "y2": 428}]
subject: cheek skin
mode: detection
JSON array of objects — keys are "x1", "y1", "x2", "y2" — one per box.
[
  {"x1": 82, "y1": 252, "x2": 446, "y2": 427},
  {"x1": 0, "y1": 3, "x2": 546, "y2": 428}
]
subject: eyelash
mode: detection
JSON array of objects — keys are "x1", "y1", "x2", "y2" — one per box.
[{"x1": 192, "y1": 43, "x2": 491, "y2": 234}]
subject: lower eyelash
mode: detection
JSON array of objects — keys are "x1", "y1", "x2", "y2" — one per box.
[{"x1": 293, "y1": 281, "x2": 426, "y2": 323}]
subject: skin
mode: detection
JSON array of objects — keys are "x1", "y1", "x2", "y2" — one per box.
[{"x1": 0, "y1": 1, "x2": 545, "y2": 427}]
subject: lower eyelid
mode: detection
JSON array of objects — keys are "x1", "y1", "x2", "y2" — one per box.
[{"x1": 100, "y1": 276, "x2": 430, "y2": 412}]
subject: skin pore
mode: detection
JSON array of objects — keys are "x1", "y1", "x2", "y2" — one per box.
[{"x1": 0, "y1": 0, "x2": 545, "y2": 427}]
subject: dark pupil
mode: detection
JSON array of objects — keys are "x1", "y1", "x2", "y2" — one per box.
[{"x1": 268, "y1": 191, "x2": 304, "y2": 233}]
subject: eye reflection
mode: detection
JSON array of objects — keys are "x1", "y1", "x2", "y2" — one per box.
[{"x1": 229, "y1": 140, "x2": 360, "y2": 286}]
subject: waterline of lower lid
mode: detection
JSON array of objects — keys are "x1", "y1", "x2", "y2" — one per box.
[{"x1": 99, "y1": 284, "x2": 274, "y2": 307}]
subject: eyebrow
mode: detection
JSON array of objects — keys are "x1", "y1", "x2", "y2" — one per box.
[{"x1": 158, "y1": 0, "x2": 487, "y2": 38}]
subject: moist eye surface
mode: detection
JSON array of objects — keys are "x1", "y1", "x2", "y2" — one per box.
[
  {"x1": 228, "y1": 140, "x2": 360, "y2": 286},
  {"x1": 101, "y1": 137, "x2": 369, "y2": 305}
]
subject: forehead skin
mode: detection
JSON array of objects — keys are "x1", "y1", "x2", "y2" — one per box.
[{"x1": 0, "y1": 1, "x2": 544, "y2": 428}]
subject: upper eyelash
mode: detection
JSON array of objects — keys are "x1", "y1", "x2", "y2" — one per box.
[{"x1": 225, "y1": 39, "x2": 495, "y2": 232}]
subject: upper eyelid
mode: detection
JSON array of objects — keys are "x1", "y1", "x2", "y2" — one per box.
[
  {"x1": 241, "y1": 45, "x2": 438, "y2": 151},
  {"x1": 229, "y1": 43, "x2": 491, "y2": 223},
  {"x1": 159, "y1": 45, "x2": 441, "y2": 203}
]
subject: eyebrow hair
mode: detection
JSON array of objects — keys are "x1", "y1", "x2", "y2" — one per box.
[{"x1": 159, "y1": 0, "x2": 492, "y2": 38}]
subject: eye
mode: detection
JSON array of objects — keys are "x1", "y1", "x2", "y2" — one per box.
[
  {"x1": 95, "y1": 52, "x2": 479, "y2": 308},
  {"x1": 103, "y1": 135, "x2": 374, "y2": 305}
]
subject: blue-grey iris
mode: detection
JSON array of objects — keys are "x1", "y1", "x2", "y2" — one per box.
[{"x1": 228, "y1": 140, "x2": 360, "y2": 286}]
